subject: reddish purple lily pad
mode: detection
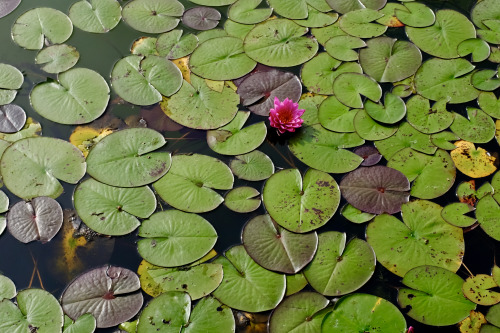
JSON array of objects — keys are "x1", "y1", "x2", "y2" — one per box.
[
  {"x1": 237, "y1": 70, "x2": 302, "y2": 116},
  {"x1": 353, "y1": 145, "x2": 382, "y2": 166},
  {"x1": 0, "y1": 0, "x2": 21, "y2": 18},
  {"x1": 339, "y1": 166, "x2": 410, "y2": 214},
  {"x1": 233, "y1": 64, "x2": 273, "y2": 87},
  {"x1": 60, "y1": 265, "x2": 143, "y2": 328},
  {"x1": 182, "y1": 7, "x2": 221, "y2": 31}
]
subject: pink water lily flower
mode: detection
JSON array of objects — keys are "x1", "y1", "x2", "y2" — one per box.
[{"x1": 269, "y1": 97, "x2": 305, "y2": 135}]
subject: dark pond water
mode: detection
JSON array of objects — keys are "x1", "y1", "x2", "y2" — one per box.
[{"x1": 0, "y1": 0, "x2": 498, "y2": 332}]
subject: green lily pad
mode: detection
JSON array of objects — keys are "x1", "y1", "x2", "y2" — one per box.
[
  {"x1": 207, "y1": 111, "x2": 266, "y2": 155},
  {"x1": 472, "y1": 69, "x2": 500, "y2": 91},
  {"x1": 364, "y1": 92, "x2": 406, "y2": 124},
  {"x1": 228, "y1": 0, "x2": 272, "y2": 24},
  {"x1": 131, "y1": 36, "x2": 158, "y2": 56},
  {"x1": 196, "y1": 28, "x2": 227, "y2": 43},
  {"x1": 398, "y1": 265, "x2": 476, "y2": 326},
  {"x1": 0, "y1": 63, "x2": 23, "y2": 105},
  {"x1": 161, "y1": 74, "x2": 239, "y2": 129},
  {"x1": 486, "y1": 302, "x2": 500, "y2": 327},
  {"x1": 493, "y1": 171, "x2": 500, "y2": 203},
  {"x1": 324, "y1": 35, "x2": 365, "y2": 62},
  {"x1": 243, "y1": 19, "x2": 318, "y2": 67},
  {"x1": 406, "y1": 10, "x2": 476, "y2": 59},
  {"x1": 224, "y1": 20, "x2": 255, "y2": 39},
  {"x1": 339, "y1": 9, "x2": 387, "y2": 38},
  {"x1": 111, "y1": 55, "x2": 182, "y2": 105},
  {"x1": 463, "y1": 274, "x2": 500, "y2": 306},
  {"x1": 311, "y1": 22, "x2": 347, "y2": 45},
  {"x1": 229, "y1": 150, "x2": 274, "y2": 181},
  {"x1": 387, "y1": 148, "x2": 456, "y2": 199},
  {"x1": 267, "y1": 0, "x2": 308, "y2": 19},
  {"x1": 441, "y1": 202, "x2": 476, "y2": 227},
  {"x1": 136, "y1": 291, "x2": 190, "y2": 333},
  {"x1": 86, "y1": 128, "x2": 171, "y2": 187},
  {"x1": 69, "y1": 0, "x2": 121, "y2": 33},
  {"x1": 0, "y1": 137, "x2": 86, "y2": 199},
  {"x1": 262, "y1": 168, "x2": 340, "y2": 233},
  {"x1": 183, "y1": 296, "x2": 235, "y2": 333},
  {"x1": 224, "y1": 186, "x2": 260, "y2": 213},
  {"x1": 326, "y1": 0, "x2": 386, "y2": 14},
  {"x1": 122, "y1": 0, "x2": 183, "y2": 33},
  {"x1": 366, "y1": 200, "x2": 464, "y2": 277},
  {"x1": 359, "y1": 37, "x2": 421, "y2": 83},
  {"x1": 406, "y1": 96, "x2": 454, "y2": 134},
  {"x1": 318, "y1": 96, "x2": 356, "y2": 132},
  {"x1": 138, "y1": 210, "x2": 217, "y2": 267},
  {"x1": 476, "y1": 195, "x2": 500, "y2": 241},
  {"x1": 481, "y1": 325, "x2": 500, "y2": 333},
  {"x1": 63, "y1": 314, "x2": 96, "y2": 333},
  {"x1": 304, "y1": 231, "x2": 375, "y2": 296},
  {"x1": 458, "y1": 38, "x2": 491, "y2": 62},
  {"x1": 0, "y1": 275, "x2": 16, "y2": 300},
  {"x1": 0, "y1": 191, "x2": 8, "y2": 214},
  {"x1": 189, "y1": 37, "x2": 256, "y2": 80},
  {"x1": 212, "y1": 245, "x2": 286, "y2": 312},
  {"x1": 431, "y1": 131, "x2": 461, "y2": 150},
  {"x1": 333, "y1": 73, "x2": 381, "y2": 109},
  {"x1": 450, "y1": 108, "x2": 496, "y2": 143},
  {"x1": 306, "y1": 0, "x2": 333, "y2": 12},
  {"x1": 456, "y1": 180, "x2": 494, "y2": 206},
  {"x1": 471, "y1": 0, "x2": 500, "y2": 30},
  {"x1": 242, "y1": 214, "x2": 318, "y2": 274},
  {"x1": 478, "y1": 92, "x2": 500, "y2": 119},
  {"x1": 35, "y1": 44, "x2": 79, "y2": 74},
  {"x1": 156, "y1": 30, "x2": 198, "y2": 59},
  {"x1": 153, "y1": 154, "x2": 233, "y2": 213},
  {"x1": 285, "y1": 272, "x2": 308, "y2": 296},
  {"x1": 269, "y1": 292, "x2": 330, "y2": 333},
  {"x1": 415, "y1": 58, "x2": 479, "y2": 104},
  {"x1": 341, "y1": 203, "x2": 375, "y2": 224},
  {"x1": 353, "y1": 109, "x2": 397, "y2": 141},
  {"x1": 322, "y1": 293, "x2": 406, "y2": 332},
  {"x1": 478, "y1": 20, "x2": 500, "y2": 44},
  {"x1": 31, "y1": 68, "x2": 109, "y2": 124},
  {"x1": 11, "y1": 8, "x2": 73, "y2": 50},
  {"x1": 0, "y1": 289, "x2": 63, "y2": 333},
  {"x1": 74, "y1": 178, "x2": 157, "y2": 236},
  {"x1": 294, "y1": 6, "x2": 338, "y2": 28},
  {"x1": 301, "y1": 52, "x2": 362, "y2": 95},
  {"x1": 376, "y1": 2, "x2": 406, "y2": 27}
]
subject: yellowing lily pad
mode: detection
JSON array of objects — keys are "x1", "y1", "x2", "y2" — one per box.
[{"x1": 451, "y1": 140, "x2": 497, "y2": 178}]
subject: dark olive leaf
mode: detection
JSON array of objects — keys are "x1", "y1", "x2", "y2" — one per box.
[
  {"x1": 61, "y1": 266, "x2": 143, "y2": 328},
  {"x1": 0, "y1": 104, "x2": 25, "y2": 133},
  {"x1": 353, "y1": 145, "x2": 382, "y2": 166},
  {"x1": 7, "y1": 197, "x2": 63, "y2": 243},
  {"x1": 182, "y1": 7, "x2": 221, "y2": 31},
  {"x1": 339, "y1": 165, "x2": 410, "y2": 215}
]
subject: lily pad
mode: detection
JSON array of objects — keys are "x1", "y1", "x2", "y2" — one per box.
[
  {"x1": 326, "y1": 0, "x2": 386, "y2": 14},
  {"x1": 0, "y1": 289, "x2": 64, "y2": 333},
  {"x1": 366, "y1": 200, "x2": 464, "y2": 277},
  {"x1": 229, "y1": 150, "x2": 274, "y2": 181},
  {"x1": 212, "y1": 245, "x2": 286, "y2": 312},
  {"x1": 415, "y1": 58, "x2": 479, "y2": 104},
  {"x1": 486, "y1": 303, "x2": 500, "y2": 327},
  {"x1": 153, "y1": 154, "x2": 233, "y2": 213},
  {"x1": 0, "y1": 63, "x2": 23, "y2": 105},
  {"x1": 0, "y1": 0, "x2": 20, "y2": 19},
  {"x1": 224, "y1": 187, "x2": 260, "y2": 213},
  {"x1": 0, "y1": 137, "x2": 86, "y2": 199},
  {"x1": 0, "y1": 104, "x2": 26, "y2": 133},
  {"x1": 86, "y1": 128, "x2": 171, "y2": 187},
  {"x1": 138, "y1": 210, "x2": 217, "y2": 267},
  {"x1": 268, "y1": 292, "x2": 330, "y2": 333},
  {"x1": 243, "y1": 19, "x2": 319, "y2": 67},
  {"x1": 395, "y1": 2, "x2": 435, "y2": 27},
  {"x1": 35, "y1": 44, "x2": 79, "y2": 74},
  {"x1": 304, "y1": 231, "x2": 375, "y2": 296},
  {"x1": 459, "y1": 311, "x2": 487, "y2": 333},
  {"x1": 475, "y1": 195, "x2": 500, "y2": 241},
  {"x1": 7, "y1": 196, "x2": 63, "y2": 243},
  {"x1": 450, "y1": 108, "x2": 496, "y2": 143},
  {"x1": 242, "y1": 214, "x2": 318, "y2": 274},
  {"x1": 111, "y1": 55, "x2": 182, "y2": 105},
  {"x1": 122, "y1": 0, "x2": 184, "y2": 33},
  {"x1": 11, "y1": 8, "x2": 73, "y2": 50},
  {"x1": 364, "y1": 92, "x2": 406, "y2": 124},
  {"x1": 131, "y1": 36, "x2": 158, "y2": 56},
  {"x1": 353, "y1": 109, "x2": 397, "y2": 141},
  {"x1": 406, "y1": 95, "x2": 455, "y2": 134},
  {"x1": 0, "y1": 275, "x2": 16, "y2": 300},
  {"x1": 339, "y1": 165, "x2": 410, "y2": 215},
  {"x1": 207, "y1": 111, "x2": 266, "y2": 155},
  {"x1": 267, "y1": 0, "x2": 307, "y2": 19},
  {"x1": 472, "y1": 69, "x2": 500, "y2": 91},
  {"x1": 136, "y1": 291, "x2": 189, "y2": 333},
  {"x1": 182, "y1": 7, "x2": 220, "y2": 30},
  {"x1": 61, "y1": 266, "x2": 143, "y2": 328},
  {"x1": 263, "y1": 168, "x2": 340, "y2": 233},
  {"x1": 324, "y1": 35, "x2": 365, "y2": 62},
  {"x1": 333, "y1": 73, "x2": 381, "y2": 109},
  {"x1": 322, "y1": 293, "x2": 406, "y2": 332},
  {"x1": 238, "y1": 70, "x2": 302, "y2": 116},
  {"x1": 228, "y1": 0, "x2": 272, "y2": 25},
  {"x1": 441, "y1": 202, "x2": 476, "y2": 228},
  {"x1": 285, "y1": 272, "x2": 308, "y2": 296},
  {"x1": 478, "y1": 92, "x2": 500, "y2": 119},
  {"x1": 183, "y1": 296, "x2": 235, "y2": 333},
  {"x1": 387, "y1": 148, "x2": 456, "y2": 199},
  {"x1": 458, "y1": 38, "x2": 491, "y2": 63},
  {"x1": 161, "y1": 74, "x2": 239, "y2": 129},
  {"x1": 31, "y1": 68, "x2": 109, "y2": 124},
  {"x1": 69, "y1": 0, "x2": 121, "y2": 33},
  {"x1": 318, "y1": 96, "x2": 356, "y2": 132},
  {"x1": 338, "y1": 9, "x2": 387, "y2": 38},
  {"x1": 431, "y1": 131, "x2": 461, "y2": 150},
  {"x1": 341, "y1": 203, "x2": 375, "y2": 224},
  {"x1": 398, "y1": 265, "x2": 476, "y2": 326},
  {"x1": 359, "y1": 37, "x2": 421, "y2": 83},
  {"x1": 63, "y1": 313, "x2": 96, "y2": 333},
  {"x1": 451, "y1": 140, "x2": 496, "y2": 178},
  {"x1": 156, "y1": 30, "x2": 198, "y2": 59},
  {"x1": 463, "y1": 274, "x2": 500, "y2": 306},
  {"x1": 294, "y1": 5, "x2": 338, "y2": 28},
  {"x1": 73, "y1": 178, "x2": 157, "y2": 236},
  {"x1": 224, "y1": 19, "x2": 255, "y2": 39}
]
